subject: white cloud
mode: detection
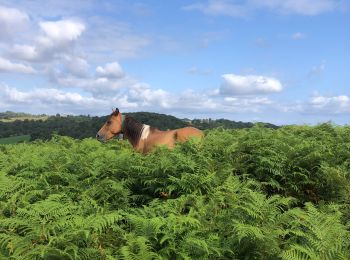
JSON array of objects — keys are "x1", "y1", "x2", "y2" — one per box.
[
  {"x1": 63, "y1": 56, "x2": 89, "y2": 78},
  {"x1": 279, "y1": 94, "x2": 350, "y2": 116},
  {"x1": 52, "y1": 74, "x2": 134, "y2": 94},
  {"x1": 39, "y1": 19, "x2": 85, "y2": 42},
  {"x1": 251, "y1": 0, "x2": 340, "y2": 15},
  {"x1": 187, "y1": 66, "x2": 212, "y2": 75},
  {"x1": 10, "y1": 44, "x2": 38, "y2": 61},
  {"x1": 46, "y1": 70, "x2": 282, "y2": 114},
  {"x1": 49, "y1": 62, "x2": 136, "y2": 98},
  {"x1": 308, "y1": 60, "x2": 326, "y2": 77},
  {"x1": 127, "y1": 83, "x2": 174, "y2": 108},
  {"x1": 0, "y1": 5, "x2": 29, "y2": 40},
  {"x1": 36, "y1": 19, "x2": 85, "y2": 59},
  {"x1": 291, "y1": 32, "x2": 306, "y2": 40},
  {"x1": 0, "y1": 57, "x2": 35, "y2": 73},
  {"x1": 96, "y1": 62, "x2": 125, "y2": 79},
  {"x1": 220, "y1": 74, "x2": 283, "y2": 95},
  {"x1": 0, "y1": 84, "x2": 95, "y2": 105},
  {"x1": 81, "y1": 19, "x2": 151, "y2": 59},
  {"x1": 183, "y1": 0, "x2": 247, "y2": 17},
  {"x1": 124, "y1": 86, "x2": 274, "y2": 113},
  {"x1": 223, "y1": 96, "x2": 273, "y2": 112},
  {"x1": 307, "y1": 94, "x2": 350, "y2": 114},
  {"x1": 0, "y1": 79, "x2": 279, "y2": 116},
  {"x1": 0, "y1": 83, "x2": 123, "y2": 114},
  {"x1": 9, "y1": 19, "x2": 86, "y2": 62},
  {"x1": 174, "y1": 89, "x2": 218, "y2": 111},
  {"x1": 184, "y1": 0, "x2": 342, "y2": 17}
]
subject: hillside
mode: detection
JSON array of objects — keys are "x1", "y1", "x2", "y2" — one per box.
[
  {"x1": 0, "y1": 125, "x2": 349, "y2": 259},
  {"x1": 0, "y1": 111, "x2": 48, "y2": 122},
  {"x1": 0, "y1": 111, "x2": 277, "y2": 142}
]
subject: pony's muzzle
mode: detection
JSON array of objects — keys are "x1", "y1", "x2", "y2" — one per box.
[{"x1": 96, "y1": 133, "x2": 105, "y2": 142}]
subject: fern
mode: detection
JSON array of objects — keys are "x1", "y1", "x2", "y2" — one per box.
[{"x1": 1, "y1": 126, "x2": 350, "y2": 259}]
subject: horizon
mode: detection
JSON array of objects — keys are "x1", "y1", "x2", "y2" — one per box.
[
  {"x1": 0, "y1": 1, "x2": 349, "y2": 125},
  {"x1": 1, "y1": 109, "x2": 347, "y2": 126}
]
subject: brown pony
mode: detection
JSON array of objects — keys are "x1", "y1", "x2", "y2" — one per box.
[{"x1": 96, "y1": 108, "x2": 203, "y2": 153}]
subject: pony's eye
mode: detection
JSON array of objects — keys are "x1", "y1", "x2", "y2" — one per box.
[{"x1": 107, "y1": 121, "x2": 111, "y2": 125}]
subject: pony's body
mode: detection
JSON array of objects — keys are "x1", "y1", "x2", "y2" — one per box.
[{"x1": 96, "y1": 109, "x2": 203, "y2": 153}]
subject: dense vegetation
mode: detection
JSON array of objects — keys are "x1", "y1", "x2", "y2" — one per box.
[
  {"x1": 0, "y1": 111, "x2": 277, "y2": 142},
  {"x1": 0, "y1": 115, "x2": 104, "y2": 141},
  {"x1": 191, "y1": 118, "x2": 277, "y2": 130},
  {"x1": 1, "y1": 124, "x2": 349, "y2": 259}
]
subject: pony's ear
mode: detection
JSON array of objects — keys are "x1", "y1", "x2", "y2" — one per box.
[{"x1": 112, "y1": 108, "x2": 119, "y2": 115}]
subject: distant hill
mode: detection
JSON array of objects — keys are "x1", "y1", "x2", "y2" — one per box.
[
  {"x1": 126, "y1": 112, "x2": 188, "y2": 130},
  {"x1": 0, "y1": 111, "x2": 278, "y2": 142},
  {"x1": 0, "y1": 111, "x2": 47, "y2": 122},
  {"x1": 0, "y1": 111, "x2": 32, "y2": 118}
]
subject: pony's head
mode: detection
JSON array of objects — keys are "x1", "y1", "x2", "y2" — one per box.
[{"x1": 96, "y1": 108, "x2": 123, "y2": 142}]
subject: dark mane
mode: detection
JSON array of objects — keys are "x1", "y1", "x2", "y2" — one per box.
[{"x1": 122, "y1": 116, "x2": 156, "y2": 147}]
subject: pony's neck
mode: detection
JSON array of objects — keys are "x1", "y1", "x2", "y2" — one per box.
[{"x1": 122, "y1": 116, "x2": 151, "y2": 147}]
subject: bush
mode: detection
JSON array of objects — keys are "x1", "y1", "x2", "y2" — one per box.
[{"x1": 0, "y1": 125, "x2": 349, "y2": 259}]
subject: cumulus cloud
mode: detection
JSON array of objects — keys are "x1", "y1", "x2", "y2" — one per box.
[
  {"x1": 0, "y1": 5, "x2": 29, "y2": 40},
  {"x1": 0, "y1": 57, "x2": 35, "y2": 73},
  {"x1": 0, "y1": 83, "x2": 132, "y2": 114},
  {"x1": 307, "y1": 94, "x2": 350, "y2": 114},
  {"x1": 219, "y1": 74, "x2": 283, "y2": 95},
  {"x1": 52, "y1": 74, "x2": 135, "y2": 95},
  {"x1": 39, "y1": 20, "x2": 85, "y2": 42},
  {"x1": 0, "y1": 4, "x2": 285, "y2": 117},
  {"x1": 127, "y1": 83, "x2": 173, "y2": 108},
  {"x1": 280, "y1": 94, "x2": 350, "y2": 116},
  {"x1": 123, "y1": 86, "x2": 274, "y2": 113},
  {"x1": 0, "y1": 84, "x2": 96, "y2": 105},
  {"x1": 223, "y1": 96, "x2": 273, "y2": 112},
  {"x1": 62, "y1": 56, "x2": 89, "y2": 78},
  {"x1": 48, "y1": 61, "x2": 135, "y2": 98},
  {"x1": 9, "y1": 19, "x2": 85, "y2": 62},
  {"x1": 96, "y1": 62, "x2": 125, "y2": 79},
  {"x1": 0, "y1": 80, "x2": 279, "y2": 116},
  {"x1": 291, "y1": 32, "x2": 306, "y2": 40},
  {"x1": 81, "y1": 19, "x2": 151, "y2": 59},
  {"x1": 10, "y1": 44, "x2": 38, "y2": 61},
  {"x1": 183, "y1": 0, "x2": 247, "y2": 17}
]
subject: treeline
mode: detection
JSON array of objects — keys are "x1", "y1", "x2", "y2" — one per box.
[
  {"x1": 0, "y1": 111, "x2": 45, "y2": 119},
  {"x1": 191, "y1": 118, "x2": 277, "y2": 129},
  {"x1": 0, "y1": 115, "x2": 104, "y2": 141},
  {"x1": 0, "y1": 111, "x2": 277, "y2": 141}
]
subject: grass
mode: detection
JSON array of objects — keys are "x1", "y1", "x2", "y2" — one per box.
[{"x1": 0, "y1": 135, "x2": 31, "y2": 144}]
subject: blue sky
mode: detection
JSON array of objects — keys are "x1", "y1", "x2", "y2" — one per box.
[{"x1": 0, "y1": 0, "x2": 349, "y2": 124}]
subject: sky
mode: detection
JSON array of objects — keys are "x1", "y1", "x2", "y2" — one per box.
[{"x1": 0, "y1": 0, "x2": 349, "y2": 124}]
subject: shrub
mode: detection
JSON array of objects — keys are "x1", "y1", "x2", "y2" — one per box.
[{"x1": 0, "y1": 125, "x2": 349, "y2": 259}]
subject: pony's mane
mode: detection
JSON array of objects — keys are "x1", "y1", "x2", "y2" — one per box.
[{"x1": 122, "y1": 116, "x2": 156, "y2": 147}]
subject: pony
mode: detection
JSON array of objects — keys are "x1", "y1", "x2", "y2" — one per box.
[{"x1": 96, "y1": 108, "x2": 203, "y2": 153}]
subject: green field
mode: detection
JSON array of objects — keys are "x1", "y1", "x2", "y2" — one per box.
[
  {"x1": 0, "y1": 116, "x2": 48, "y2": 122},
  {"x1": 0, "y1": 125, "x2": 349, "y2": 259},
  {"x1": 0, "y1": 135, "x2": 31, "y2": 144}
]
